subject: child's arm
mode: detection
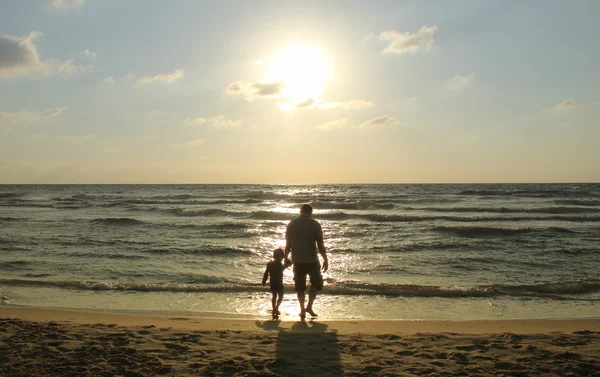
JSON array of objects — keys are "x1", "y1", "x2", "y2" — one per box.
[
  {"x1": 283, "y1": 259, "x2": 292, "y2": 270},
  {"x1": 262, "y1": 264, "x2": 269, "y2": 286}
]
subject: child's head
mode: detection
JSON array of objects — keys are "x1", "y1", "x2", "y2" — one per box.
[{"x1": 273, "y1": 248, "x2": 284, "y2": 261}]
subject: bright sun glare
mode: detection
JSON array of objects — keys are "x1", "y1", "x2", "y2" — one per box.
[{"x1": 267, "y1": 44, "x2": 332, "y2": 104}]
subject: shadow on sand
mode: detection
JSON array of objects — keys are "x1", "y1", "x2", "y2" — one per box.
[{"x1": 256, "y1": 319, "x2": 343, "y2": 376}]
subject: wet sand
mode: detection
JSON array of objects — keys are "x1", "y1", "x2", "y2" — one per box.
[{"x1": 1, "y1": 307, "x2": 599, "y2": 376}]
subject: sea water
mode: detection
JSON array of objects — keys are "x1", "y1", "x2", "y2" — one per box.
[{"x1": 1, "y1": 184, "x2": 599, "y2": 320}]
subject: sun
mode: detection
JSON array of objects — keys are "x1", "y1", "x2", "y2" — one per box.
[{"x1": 267, "y1": 44, "x2": 332, "y2": 104}]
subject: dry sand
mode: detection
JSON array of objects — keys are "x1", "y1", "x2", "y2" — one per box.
[{"x1": 1, "y1": 307, "x2": 599, "y2": 376}]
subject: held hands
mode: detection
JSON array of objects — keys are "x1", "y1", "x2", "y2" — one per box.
[{"x1": 283, "y1": 259, "x2": 293, "y2": 268}]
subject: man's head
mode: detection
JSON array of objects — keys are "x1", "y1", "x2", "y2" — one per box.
[{"x1": 300, "y1": 203, "x2": 313, "y2": 215}]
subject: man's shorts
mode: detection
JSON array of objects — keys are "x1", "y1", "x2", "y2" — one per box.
[{"x1": 293, "y1": 262, "x2": 323, "y2": 291}]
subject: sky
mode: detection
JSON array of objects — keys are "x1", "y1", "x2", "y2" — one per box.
[{"x1": 1, "y1": 0, "x2": 599, "y2": 184}]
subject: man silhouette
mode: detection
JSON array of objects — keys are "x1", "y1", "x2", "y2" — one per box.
[{"x1": 284, "y1": 204, "x2": 329, "y2": 319}]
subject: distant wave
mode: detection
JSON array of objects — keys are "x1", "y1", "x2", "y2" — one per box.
[
  {"x1": 1, "y1": 278, "x2": 597, "y2": 300},
  {"x1": 0, "y1": 193, "x2": 23, "y2": 199},
  {"x1": 91, "y1": 218, "x2": 145, "y2": 226},
  {"x1": 0, "y1": 217, "x2": 22, "y2": 222},
  {"x1": 416, "y1": 206, "x2": 600, "y2": 214},
  {"x1": 458, "y1": 189, "x2": 599, "y2": 198},
  {"x1": 139, "y1": 246, "x2": 254, "y2": 256},
  {"x1": 310, "y1": 200, "x2": 396, "y2": 210},
  {"x1": 0, "y1": 261, "x2": 32, "y2": 270},
  {"x1": 60, "y1": 251, "x2": 150, "y2": 260},
  {"x1": 98, "y1": 208, "x2": 600, "y2": 224},
  {"x1": 432, "y1": 225, "x2": 577, "y2": 238},
  {"x1": 553, "y1": 199, "x2": 600, "y2": 206},
  {"x1": 171, "y1": 208, "x2": 233, "y2": 217}
]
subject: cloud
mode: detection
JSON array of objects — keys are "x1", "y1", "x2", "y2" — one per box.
[
  {"x1": 380, "y1": 26, "x2": 438, "y2": 54},
  {"x1": 136, "y1": 69, "x2": 184, "y2": 84},
  {"x1": 316, "y1": 119, "x2": 348, "y2": 130},
  {"x1": 0, "y1": 107, "x2": 67, "y2": 126},
  {"x1": 42, "y1": 108, "x2": 67, "y2": 117},
  {"x1": 447, "y1": 74, "x2": 475, "y2": 90},
  {"x1": 359, "y1": 115, "x2": 400, "y2": 128},
  {"x1": 278, "y1": 99, "x2": 376, "y2": 111},
  {"x1": 277, "y1": 98, "x2": 315, "y2": 110},
  {"x1": 317, "y1": 100, "x2": 376, "y2": 110},
  {"x1": 184, "y1": 139, "x2": 205, "y2": 146},
  {"x1": 554, "y1": 98, "x2": 576, "y2": 111},
  {"x1": 250, "y1": 81, "x2": 285, "y2": 96},
  {"x1": 51, "y1": 59, "x2": 91, "y2": 75},
  {"x1": 224, "y1": 80, "x2": 286, "y2": 100},
  {"x1": 103, "y1": 76, "x2": 115, "y2": 85},
  {"x1": 0, "y1": 31, "x2": 91, "y2": 78},
  {"x1": 184, "y1": 117, "x2": 206, "y2": 125},
  {"x1": 82, "y1": 49, "x2": 97, "y2": 60},
  {"x1": 224, "y1": 81, "x2": 244, "y2": 94},
  {"x1": 49, "y1": 0, "x2": 85, "y2": 10},
  {"x1": 0, "y1": 31, "x2": 44, "y2": 77},
  {"x1": 184, "y1": 115, "x2": 241, "y2": 128},
  {"x1": 209, "y1": 115, "x2": 242, "y2": 128}
]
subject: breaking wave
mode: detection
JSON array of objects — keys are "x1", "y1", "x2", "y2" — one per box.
[
  {"x1": 432, "y1": 225, "x2": 577, "y2": 238},
  {"x1": 91, "y1": 218, "x2": 145, "y2": 226},
  {"x1": 0, "y1": 278, "x2": 597, "y2": 300}
]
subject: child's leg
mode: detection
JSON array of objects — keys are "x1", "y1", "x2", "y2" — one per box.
[
  {"x1": 275, "y1": 289, "x2": 284, "y2": 312},
  {"x1": 271, "y1": 292, "x2": 277, "y2": 312}
]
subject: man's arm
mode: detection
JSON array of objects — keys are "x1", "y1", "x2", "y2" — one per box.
[
  {"x1": 316, "y1": 236, "x2": 328, "y2": 272},
  {"x1": 284, "y1": 222, "x2": 292, "y2": 262}
]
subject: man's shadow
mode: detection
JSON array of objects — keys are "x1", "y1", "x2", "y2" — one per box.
[{"x1": 255, "y1": 319, "x2": 343, "y2": 376}]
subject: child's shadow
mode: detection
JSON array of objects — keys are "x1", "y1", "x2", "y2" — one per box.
[{"x1": 255, "y1": 319, "x2": 343, "y2": 376}]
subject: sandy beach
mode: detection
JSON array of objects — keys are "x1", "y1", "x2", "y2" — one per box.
[{"x1": 1, "y1": 307, "x2": 598, "y2": 376}]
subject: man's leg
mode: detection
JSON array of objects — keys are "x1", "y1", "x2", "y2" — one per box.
[
  {"x1": 296, "y1": 290, "x2": 306, "y2": 318},
  {"x1": 305, "y1": 286, "x2": 318, "y2": 315},
  {"x1": 294, "y1": 264, "x2": 307, "y2": 319},
  {"x1": 305, "y1": 262, "x2": 323, "y2": 317}
]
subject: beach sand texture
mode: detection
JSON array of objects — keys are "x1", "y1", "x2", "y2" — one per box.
[{"x1": 1, "y1": 308, "x2": 599, "y2": 376}]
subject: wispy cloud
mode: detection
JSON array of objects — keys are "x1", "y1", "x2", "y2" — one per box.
[
  {"x1": 0, "y1": 107, "x2": 67, "y2": 126},
  {"x1": 102, "y1": 76, "x2": 114, "y2": 85},
  {"x1": 317, "y1": 100, "x2": 375, "y2": 110},
  {"x1": 316, "y1": 119, "x2": 348, "y2": 130},
  {"x1": 380, "y1": 26, "x2": 438, "y2": 54},
  {"x1": 184, "y1": 115, "x2": 241, "y2": 128},
  {"x1": 447, "y1": 74, "x2": 475, "y2": 90},
  {"x1": 225, "y1": 80, "x2": 286, "y2": 100},
  {"x1": 49, "y1": 0, "x2": 85, "y2": 10},
  {"x1": 359, "y1": 116, "x2": 400, "y2": 128},
  {"x1": 278, "y1": 99, "x2": 375, "y2": 111},
  {"x1": 0, "y1": 31, "x2": 91, "y2": 78},
  {"x1": 136, "y1": 69, "x2": 184, "y2": 84},
  {"x1": 554, "y1": 98, "x2": 576, "y2": 111},
  {"x1": 81, "y1": 49, "x2": 97, "y2": 60}
]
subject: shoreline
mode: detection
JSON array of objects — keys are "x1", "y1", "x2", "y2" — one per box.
[{"x1": 2, "y1": 306, "x2": 599, "y2": 334}]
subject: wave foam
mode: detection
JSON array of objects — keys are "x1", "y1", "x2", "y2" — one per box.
[{"x1": 1, "y1": 279, "x2": 597, "y2": 300}]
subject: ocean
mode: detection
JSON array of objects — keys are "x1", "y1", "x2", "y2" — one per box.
[{"x1": 1, "y1": 184, "x2": 599, "y2": 320}]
